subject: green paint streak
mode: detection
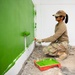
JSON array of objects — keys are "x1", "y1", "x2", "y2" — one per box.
[{"x1": 0, "y1": 0, "x2": 34, "y2": 75}]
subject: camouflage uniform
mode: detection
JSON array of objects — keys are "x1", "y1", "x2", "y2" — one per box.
[
  {"x1": 42, "y1": 21, "x2": 69, "y2": 57},
  {"x1": 43, "y1": 41, "x2": 69, "y2": 56}
]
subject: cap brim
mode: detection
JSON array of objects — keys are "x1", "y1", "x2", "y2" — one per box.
[{"x1": 52, "y1": 14, "x2": 60, "y2": 16}]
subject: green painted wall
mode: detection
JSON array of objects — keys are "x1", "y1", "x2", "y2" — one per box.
[{"x1": 0, "y1": 0, "x2": 34, "y2": 75}]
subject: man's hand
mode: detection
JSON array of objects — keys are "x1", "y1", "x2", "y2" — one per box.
[{"x1": 36, "y1": 39, "x2": 42, "y2": 43}]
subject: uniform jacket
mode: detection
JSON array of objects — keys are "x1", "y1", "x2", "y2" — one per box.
[{"x1": 42, "y1": 22, "x2": 69, "y2": 43}]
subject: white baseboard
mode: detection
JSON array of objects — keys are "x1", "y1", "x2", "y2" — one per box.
[{"x1": 5, "y1": 41, "x2": 35, "y2": 75}]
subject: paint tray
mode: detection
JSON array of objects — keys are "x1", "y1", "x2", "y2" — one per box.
[{"x1": 34, "y1": 58, "x2": 61, "y2": 71}]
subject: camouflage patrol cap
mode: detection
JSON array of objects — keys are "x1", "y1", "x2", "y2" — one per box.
[{"x1": 53, "y1": 10, "x2": 66, "y2": 17}]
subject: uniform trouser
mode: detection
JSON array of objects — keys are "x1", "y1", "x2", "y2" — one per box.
[{"x1": 43, "y1": 41, "x2": 69, "y2": 56}]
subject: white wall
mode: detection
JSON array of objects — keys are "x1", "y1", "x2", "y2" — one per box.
[
  {"x1": 33, "y1": 1, "x2": 75, "y2": 46},
  {"x1": 32, "y1": 0, "x2": 75, "y2": 5}
]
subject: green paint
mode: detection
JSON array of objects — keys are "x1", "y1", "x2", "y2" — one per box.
[
  {"x1": 36, "y1": 58, "x2": 59, "y2": 67},
  {"x1": 21, "y1": 31, "x2": 30, "y2": 37},
  {"x1": 34, "y1": 10, "x2": 37, "y2": 16},
  {"x1": 0, "y1": 0, "x2": 34, "y2": 75},
  {"x1": 2, "y1": 50, "x2": 25, "y2": 75}
]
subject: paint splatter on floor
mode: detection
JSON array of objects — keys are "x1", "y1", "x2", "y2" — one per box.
[{"x1": 18, "y1": 45, "x2": 75, "y2": 75}]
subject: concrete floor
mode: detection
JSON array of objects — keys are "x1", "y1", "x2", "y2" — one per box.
[{"x1": 18, "y1": 45, "x2": 75, "y2": 75}]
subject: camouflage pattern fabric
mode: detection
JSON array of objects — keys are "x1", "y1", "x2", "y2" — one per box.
[{"x1": 43, "y1": 41, "x2": 69, "y2": 56}]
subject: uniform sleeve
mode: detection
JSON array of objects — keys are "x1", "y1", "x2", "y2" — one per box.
[{"x1": 42, "y1": 24, "x2": 66, "y2": 42}]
